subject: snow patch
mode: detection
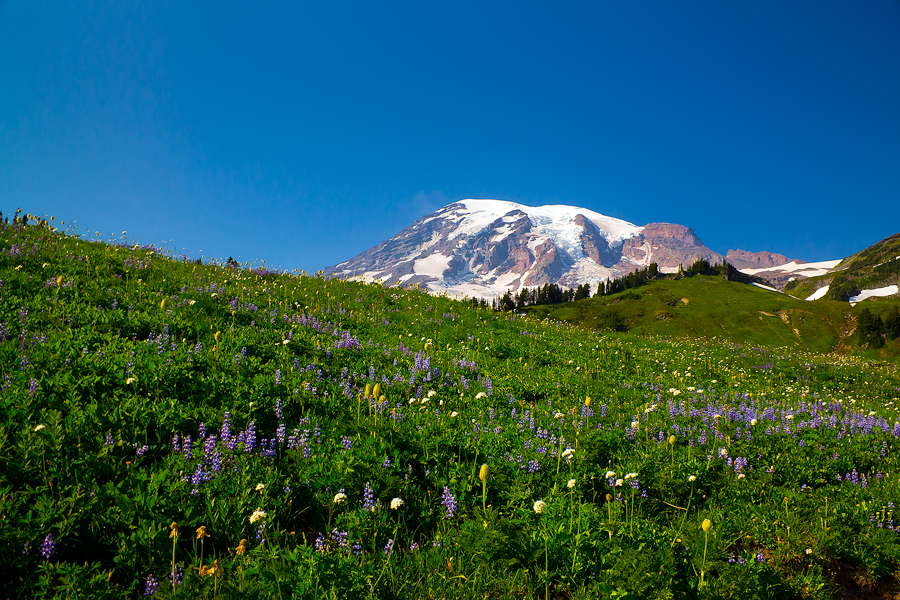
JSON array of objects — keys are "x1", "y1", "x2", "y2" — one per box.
[
  {"x1": 740, "y1": 259, "x2": 841, "y2": 277},
  {"x1": 751, "y1": 282, "x2": 782, "y2": 293},
  {"x1": 413, "y1": 254, "x2": 452, "y2": 278},
  {"x1": 806, "y1": 285, "x2": 830, "y2": 301},
  {"x1": 849, "y1": 285, "x2": 899, "y2": 306}
]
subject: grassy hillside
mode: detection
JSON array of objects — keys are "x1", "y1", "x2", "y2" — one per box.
[
  {"x1": 524, "y1": 276, "x2": 854, "y2": 352},
  {"x1": 524, "y1": 275, "x2": 900, "y2": 358},
  {"x1": 3, "y1": 215, "x2": 900, "y2": 599},
  {"x1": 786, "y1": 233, "x2": 900, "y2": 302}
]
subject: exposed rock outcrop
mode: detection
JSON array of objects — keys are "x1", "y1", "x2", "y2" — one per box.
[
  {"x1": 622, "y1": 223, "x2": 723, "y2": 270},
  {"x1": 726, "y1": 249, "x2": 796, "y2": 270}
]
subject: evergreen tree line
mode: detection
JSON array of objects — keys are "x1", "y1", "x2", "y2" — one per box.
[
  {"x1": 857, "y1": 306, "x2": 900, "y2": 349},
  {"x1": 490, "y1": 258, "x2": 760, "y2": 311},
  {"x1": 593, "y1": 259, "x2": 758, "y2": 297},
  {"x1": 594, "y1": 263, "x2": 660, "y2": 297},
  {"x1": 492, "y1": 282, "x2": 592, "y2": 311}
]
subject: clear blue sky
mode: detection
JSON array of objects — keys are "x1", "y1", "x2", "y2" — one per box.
[{"x1": 2, "y1": 1, "x2": 899, "y2": 270}]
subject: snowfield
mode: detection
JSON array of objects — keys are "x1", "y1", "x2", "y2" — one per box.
[
  {"x1": 849, "y1": 285, "x2": 899, "y2": 305},
  {"x1": 806, "y1": 285, "x2": 830, "y2": 301},
  {"x1": 740, "y1": 259, "x2": 842, "y2": 278}
]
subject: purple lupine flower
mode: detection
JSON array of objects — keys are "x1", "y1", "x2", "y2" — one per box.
[
  {"x1": 275, "y1": 398, "x2": 283, "y2": 420},
  {"x1": 204, "y1": 435, "x2": 217, "y2": 459},
  {"x1": 442, "y1": 486, "x2": 457, "y2": 519},
  {"x1": 331, "y1": 529, "x2": 349, "y2": 550},
  {"x1": 105, "y1": 432, "x2": 114, "y2": 446},
  {"x1": 383, "y1": 538, "x2": 394, "y2": 556},
  {"x1": 245, "y1": 421, "x2": 257, "y2": 453},
  {"x1": 168, "y1": 563, "x2": 184, "y2": 586},
  {"x1": 341, "y1": 436, "x2": 353, "y2": 453},
  {"x1": 198, "y1": 422, "x2": 206, "y2": 440},
  {"x1": 135, "y1": 444, "x2": 149, "y2": 457},
  {"x1": 275, "y1": 369, "x2": 282, "y2": 385},
  {"x1": 144, "y1": 574, "x2": 159, "y2": 595},
  {"x1": 27, "y1": 378, "x2": 38, "y2": 396},
  {"x1": 362, "y1": 481, "x2": 375, "y2": 511},
  {"x1": 182, "y1": 435, "x2": 192, "y2": 461},
  {"x1": 276, "y1": 424, "x2": 286, "y2": 445},
  {"x1": 40, "y1": 534, "x2": 55, "y2": 559},
  {"x1": 221, "y1": 412, "x2": 232, "y2": 441},
  {"x1": 382, "y1": 456, "x2": 391, "y2": 468},
  {"x1": 22, "y1": 541, "x2": 31, "y2": 555},
  {"x1": 171, "y1": 434, "x2": 180, "y2": 453}
]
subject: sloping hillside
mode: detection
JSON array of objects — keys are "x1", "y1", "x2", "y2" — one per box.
[{"x1": 787, "y1": 233, "x2": 900, "y2": 302}]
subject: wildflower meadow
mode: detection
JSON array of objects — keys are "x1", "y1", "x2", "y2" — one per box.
[{"x1": 2, "y1": 213, "x2": 900, "y2": 598}]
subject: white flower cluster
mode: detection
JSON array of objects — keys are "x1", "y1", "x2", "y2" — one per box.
[{"x1": 249, "y1": 509, "x2": 267, "y2": 524}]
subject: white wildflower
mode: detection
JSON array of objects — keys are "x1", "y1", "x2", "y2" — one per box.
[
  {"x1": 533, "y1": 500, "x2": 546, "y2": 514},
  {"x1": 333, "y1": 492, "x2": 347, "y2": 504},
  {"x1": 249, "y1": 509, "x2": 267, "y2": 524},
  {"x1": 475, "y1": 392, "x2": 486, "y2": 399},
  {"x1": 126, "y1": 377, "x2": 136, "y2": 384},
  {"x1": 390, "y1": 497, "x2": 404, "y2": 510},
  {"x1": 255, "y1": 483, "x2": 265, "y2": 492},
  {"x1": 34, "y1": 424, "x2": 45, "y2": 432},
  {"x1": 450, "y1": 411, "x2": 458, "y2": 417},
  {"x1": 566, "y1": 479, "x2": 576, "y2": 489},
  {"x1": 615, "y1": 479, "x2": 624, "y2": 487},
  {"x1": 427, "y1": 390, "x2": 436, "y2": 398},
  {"x1": 688, "y1": 475, "x2": 696, "y2": 482},
  {"x1": 605, "y1": 470, "x2": 616, "y2": 479},
  {"x1": 561, "y1": 448, "x2": 574, "y2": 459}
]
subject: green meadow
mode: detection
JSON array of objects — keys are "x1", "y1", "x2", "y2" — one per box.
[{"x1": 2, "y1": 216, "x2": 900, "y2": 599}]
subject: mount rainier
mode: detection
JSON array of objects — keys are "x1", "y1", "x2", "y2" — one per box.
[{"x1": 325, "y1": 199, "x2": 795, "y2": 299}]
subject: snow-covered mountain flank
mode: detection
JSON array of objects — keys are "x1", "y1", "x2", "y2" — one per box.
[{"x1": 326, "y1": 200, "x2": 753, "y2": 299}]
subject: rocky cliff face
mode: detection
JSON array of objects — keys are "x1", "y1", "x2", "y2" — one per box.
[
  {"x1": 726, "y1": 249, "x2": 795, "y2": 270},
  {"x1": 325, "y1": 200, "x2": 755, "y2": 299},
  {"x1": 622, "y1": 223, "x2": 723, "y2": 270}
]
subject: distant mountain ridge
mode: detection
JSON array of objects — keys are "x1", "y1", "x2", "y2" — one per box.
[{"x1": 326, "y1": 200, "x2": 799, "y2": 299}]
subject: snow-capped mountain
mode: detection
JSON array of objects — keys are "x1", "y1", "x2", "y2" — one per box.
[{"x1": 325, "y1": 200, "x2": 728, "y2": 299}]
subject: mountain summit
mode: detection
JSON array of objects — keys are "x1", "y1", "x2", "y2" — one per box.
[{"x1": 326, "y1": 200, "x2": 728, "y2": 298}]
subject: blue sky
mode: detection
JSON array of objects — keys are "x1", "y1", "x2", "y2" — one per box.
[{"x1": 2, "y1": 1, "x2": 898, "y2": 271}]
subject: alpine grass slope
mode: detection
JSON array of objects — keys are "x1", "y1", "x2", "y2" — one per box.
[{"x1": 3, "y1": 212, "x2": 900, "y2": 599}]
